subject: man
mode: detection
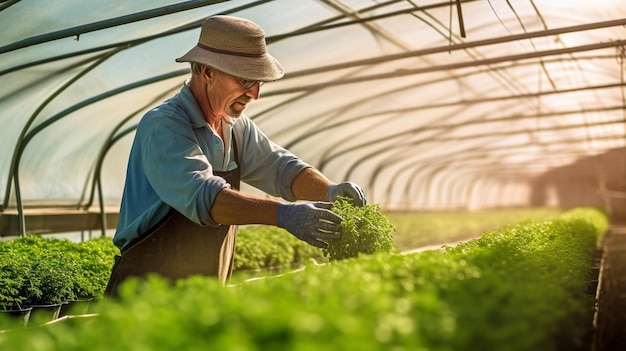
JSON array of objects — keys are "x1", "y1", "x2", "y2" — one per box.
[{"x1": 104, "y1": 15, "x2": 367, "y2": 295}]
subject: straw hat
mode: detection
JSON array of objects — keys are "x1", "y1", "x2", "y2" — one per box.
[{"x1": 176, "y1": 15, "x2": 284, "y2": 81}]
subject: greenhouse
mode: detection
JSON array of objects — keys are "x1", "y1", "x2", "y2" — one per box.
[{"x1": 0, "y1": 0, "x2": 625, "y2": 350}]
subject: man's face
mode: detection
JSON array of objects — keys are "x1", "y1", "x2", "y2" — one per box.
[{"x1": 207, "y1": 70, "x2": 262, "y2": 118}]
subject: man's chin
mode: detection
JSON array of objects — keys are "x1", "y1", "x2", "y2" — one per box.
[
  {"x1": 229, "y1": 103, "x2": 247, "y2": 117},
  {"x1": 228, "y1": 109, "x2": 244, "y2": 118}
]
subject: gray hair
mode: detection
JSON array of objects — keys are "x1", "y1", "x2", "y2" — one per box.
[{"x1": 190, "y1": 62, "x2": 205, "y2": 75}]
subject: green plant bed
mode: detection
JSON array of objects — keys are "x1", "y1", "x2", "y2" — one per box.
[
  {"x1": 233, "y1": 225, "x2": 325, "y2": 272},
  {"x1": 234, "y1": 206, "x2": 561, "y2": 275},
  {"x1": 387, "y1": 207, "x2": 563, "y2": 251},
  {"x1": 0, "y1": 207, "x2": 607, "y2": 350}
]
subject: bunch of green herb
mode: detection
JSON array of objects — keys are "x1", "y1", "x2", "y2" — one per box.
[{"x1": 324, "y1": 196, "x2": 397, "y2": 261}]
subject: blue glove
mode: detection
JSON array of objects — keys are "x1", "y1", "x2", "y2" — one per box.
[
  {"x1": 326, "y1": 182, "x2": 367, "y2": 207},
  {"x1": 276, "y1": 202, "x2": 344, "y2": 248}
]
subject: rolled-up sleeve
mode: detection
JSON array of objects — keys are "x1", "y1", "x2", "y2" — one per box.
[
  {"x1": 140, "y1": 114, "x2": 230, "y2": 226},
  {"x1": 234, "y1": 115, "x2": 311, "y2": 202}
]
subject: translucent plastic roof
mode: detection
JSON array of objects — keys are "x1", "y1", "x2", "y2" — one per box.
[{"x1": 1, "y1": 0, "x2": 626, "y2": 233}]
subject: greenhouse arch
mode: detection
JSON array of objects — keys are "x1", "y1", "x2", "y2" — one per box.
[{"x1": 0, "y1": 0, "x2": 625, "y2": 237}]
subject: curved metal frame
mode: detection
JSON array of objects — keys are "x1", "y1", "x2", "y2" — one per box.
[
  {"x1": 1, "y1": 0, "x2": 625, "y2": 236},
  {"x1": 11, "y1": 70, "x2": 187, "y2": 236}
]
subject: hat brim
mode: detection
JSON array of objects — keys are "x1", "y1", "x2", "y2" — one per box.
[{"x1": 176, "y1": 46, "x2": 284, "y2": 82}]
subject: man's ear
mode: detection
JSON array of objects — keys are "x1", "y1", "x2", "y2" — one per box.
[{"x1": 201, "y1": 65, "x2": 214, "y2": 83}]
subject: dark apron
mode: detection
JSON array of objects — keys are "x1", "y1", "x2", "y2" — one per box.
[{"x1": 104, "y1": 141, "x2": 240, "y2": 296}]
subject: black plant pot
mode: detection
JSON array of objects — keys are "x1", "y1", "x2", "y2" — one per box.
[
  {"x1": 29, "y1": 303, "x2": 63, "y2": 325},
  {"x1": 58, "y1": 298, "x2": 93, "y2": 317},
  {"x1": 85, "y1": 297, "x2": 103, "y2": 314}
]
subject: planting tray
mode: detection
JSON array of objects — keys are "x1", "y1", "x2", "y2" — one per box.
[{"x1": 591, "y1": 222, "x2": 626, "y2": 351}]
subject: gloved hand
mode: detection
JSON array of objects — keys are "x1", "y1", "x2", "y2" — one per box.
[
  {"x1": 326, "y1": 182, "x2": 367, "y2": 207},
  {"x1": 276, "y1": 202, "x2": 344, "y2": 248}
]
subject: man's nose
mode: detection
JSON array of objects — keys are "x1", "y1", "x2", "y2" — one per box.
[{"x1": 245, "y1": 82, "x2": 261, "y2": 99}]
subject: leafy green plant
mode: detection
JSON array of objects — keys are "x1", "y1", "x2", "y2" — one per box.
[
  {"x1": 3, "y1": 236, "x2": 76, "y2": 305},
  {"x1": 0, "y1": 235, "x2": 119, "y2": 309},
  {"x1": 70, "y1": 237, "x2": 120, "y2": 298},
  {"x1": 323, "y1": 196, "x2": 397, "y2": 261},
  {"x1": 0, "y1": 250, "x2": 30, "y2": 310},
  {"x1": 25, "y1": 251, "x2": 75, "y2": 305}
]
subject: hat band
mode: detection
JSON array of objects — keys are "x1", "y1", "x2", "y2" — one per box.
[{"x1": 197, "y1": 42, "x2": 264, "y2": 58}]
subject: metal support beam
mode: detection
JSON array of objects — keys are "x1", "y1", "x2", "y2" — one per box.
[
  {"x1": 267, "y1": 38, "x2": 626, "y2": 95},
  {"x1": 0, "y1": 210, "x2": 119, "y2": 237},
  {"x1": 0, "y1": 0, "x2": 227, "y2": 54},
  {"x1": 280, "y1": 18, "x2": 626, "y2": 79}
]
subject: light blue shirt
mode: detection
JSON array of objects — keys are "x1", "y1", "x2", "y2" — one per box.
[{"x1": 113, "y1": 82, "x2": 311, "y2": 249}]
